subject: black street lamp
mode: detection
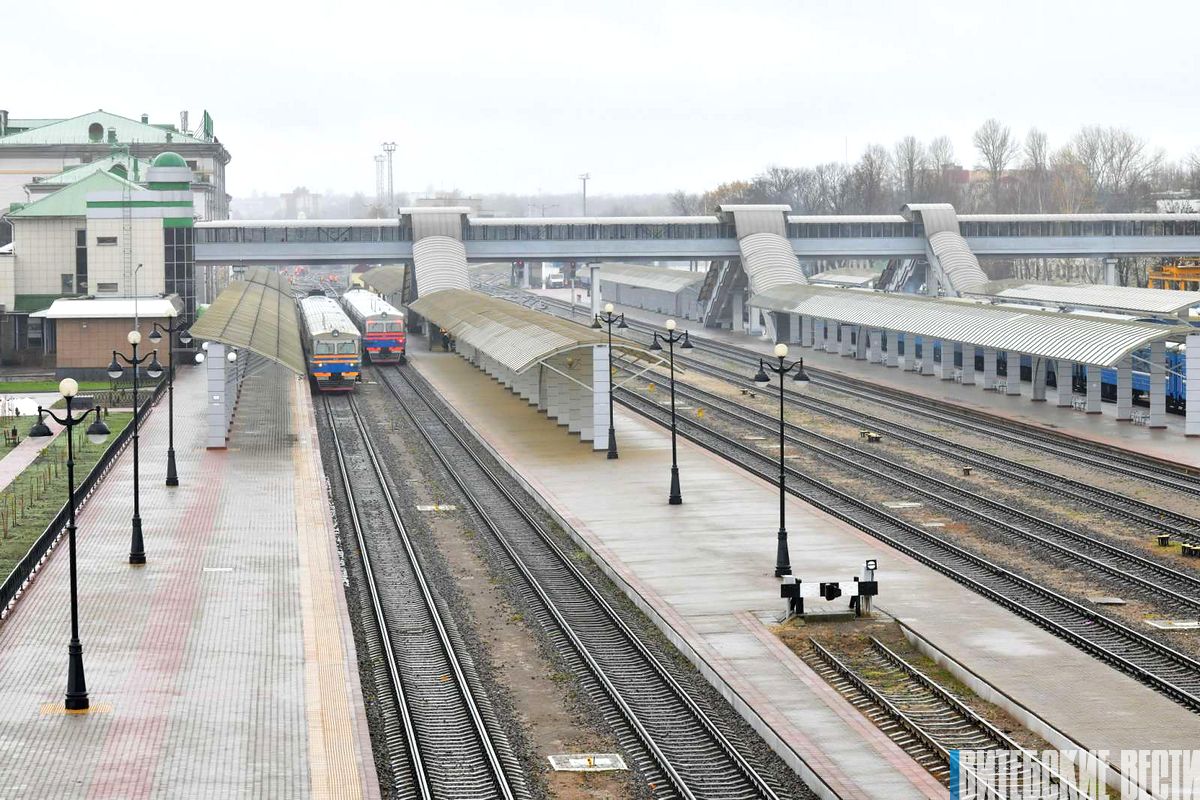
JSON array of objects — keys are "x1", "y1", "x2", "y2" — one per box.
[
  {"x1": 753, "y1": 343, "x2": 811, "y2": 577},
  {"x1": 148, "y1": 319, "x2": 193, "y2": 487},
  {"x1": 591, "y1": 302, "x2": 626, "y2": 460},
  {"x1": 108, "y1": 330, "x2": 163, "y2": 565},
  {"x1": 649, "y1": 319, "x2": 693, "y2": 505},
  {"x1": 28, "y1": 378, "x2": 111, "y2": 711}
]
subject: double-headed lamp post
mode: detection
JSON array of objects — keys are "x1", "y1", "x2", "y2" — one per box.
[
  {"x1": 108, "y1": 331, "x2": 163, "y2": 565},
  {"x1": 753, "y1": 343, "x2": 811, "y2": 577},
  {"x1": 591, "y1": 302, "x2": 627, "y2": 460},
  {"x1": 28, "y1": 378, "x2": 111, "y2": 711},
  {"x1": 648, "y1": 319, "x2": 693, "y2": 505},
  {"x1": 148, "y1": 320, "x2": 193, "y2": 487}
]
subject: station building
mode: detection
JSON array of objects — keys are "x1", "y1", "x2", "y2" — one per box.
[{"x1": 0, "y1": 151, "x2": 209, "y2": 372}]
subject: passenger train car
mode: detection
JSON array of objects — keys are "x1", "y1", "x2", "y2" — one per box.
[
  {"x1": 340, "y1": 289, "x2": 407, "y2": 365},
  {"x1": 298, "y1": 296, "x2": 362, "y2": 391}
]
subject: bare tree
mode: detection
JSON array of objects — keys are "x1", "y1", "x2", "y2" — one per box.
[
  {"x1": 668, "y1": 190, "x2": 702, "y2": 215},
  {"x1": 973, "y1": 118, "x2": 1019, "y2": 211},
  {"x1": 1022, "y1": 128, "x2": 1049, "y2": 212},
  {"x1": 893, "y1": 136, "x2": 926, "y2": 201},
  {"x1": 854, "y1": 144, "x2": 892, "y2": 212}
]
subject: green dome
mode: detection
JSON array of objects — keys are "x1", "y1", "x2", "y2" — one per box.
[{"x1": 152, "y1": 152, "x2": 187, "y2": 168}]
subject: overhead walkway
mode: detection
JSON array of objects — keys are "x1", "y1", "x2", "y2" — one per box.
[
  {"x1": 753, "y1": 283, "x2": 1198, "y2": 433},
  {"x1": 409, "y1": 289, "x2": 660, "y2": 450},
  {"x1": 189, "y1": 266, "x2": 304, "y2": 447}
]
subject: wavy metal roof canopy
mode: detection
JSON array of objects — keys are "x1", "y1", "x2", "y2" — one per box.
[
  {"x1": 753, "y1": 284, "x2": 1188, "y2": 367},
  {"x1": 410, "y1": 289, "x2": 658, "y2": 374},
  {"x1": 362, "y1": 265, "x2": 407, "y2": 295},
  {"x1": 596, "y1": 263, "x2": 706, "y2": 293},
  {"x1": 188, "y1": 269, "x2": 305, "y2": 374}
]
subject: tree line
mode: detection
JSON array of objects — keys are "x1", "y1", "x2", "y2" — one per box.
[{"x1": 670, "y1": 121, "x2": 1200, "y2": 216}]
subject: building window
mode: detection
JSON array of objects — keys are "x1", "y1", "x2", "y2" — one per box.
[
  {"x1": 96, "y1": 236, "x2": 118, "y2": 246},
  {"x1": 61, "y1": 274, "x2": 74, "y2": 293},
  {"x1": 75, "y1": 229, "x2": 88, "y2": 294},
  {"x1": 96, "y1": 282, "x2": 118, "y2": 293},
  {"x1": 88, "y1": 122, "x2": 103, "y2": 142},
  {"x1": 164, "y1": 227, "x2": 196, "y2": 325}
]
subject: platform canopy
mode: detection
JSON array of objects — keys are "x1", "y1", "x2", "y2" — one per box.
[
  {"x1": 189, "y1": 267, "x2": 305, "y2": 374},
  {"x1": 362, "y1": 265, "x2": 406, "y2": 295},
  {"x1": 808, "y1": 270, "x2": 877, "y2": 288},
  {"x1": 596, "y1": 263, "x2": 706, "y2": 293},
  {"x1": 993, "y1": 283, "x2": 1200, "y2": 316},
  {"x1": 410, "y1": 289, "x2": 658, "y2": 374},
  {"x1": 753, "y1": 284, "x2": 1190, "y2": 366}
]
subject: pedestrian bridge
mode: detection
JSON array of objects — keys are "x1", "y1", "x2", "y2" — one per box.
[{"x1": 197, "y1": 205, "x2": 1200, "y2": 266}]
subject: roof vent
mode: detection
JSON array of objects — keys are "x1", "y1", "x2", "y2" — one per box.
[
  {"x1": 141, "y1": 113, "x2": 149, "y2": 124},
  {"x1": 106, "y1": 127, "x2": 117, "y2": 144}
]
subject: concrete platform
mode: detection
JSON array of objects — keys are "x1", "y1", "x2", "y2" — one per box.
[
  {"x1": 412, "y1": 347, "x2": 1200, "y2": 800},
  {"x1": 532, "y1": 288, "x2": 1200, "y2": 469},
  {"x1": 0, "y1": 363, "x2": 379, "y2": 799}
]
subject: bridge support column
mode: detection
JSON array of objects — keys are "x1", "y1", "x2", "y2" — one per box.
[
  {"x1": 1104, "y1": 257, "x2": 1119, "y2": 286},
  {"x1": 789, "y1": 314, "x2": 801, "y2": 344},
  {"x1": 1116, "y1": 357, "x2": 1132, "y2": 421},
  {"x1": 855, "y1": 327, "x2": 868, "y2": 360},
  {"x1": 960, "y1": 345, "x2": 975, "y2": 385},
  {"x1": 824, "y1": 320, "x2": 838, "y2": 353},
  {"x1": 1056, "y1": 361, "x2": 1074, "y2": 407},
  {"x1": 920, "y1": 340, "x2": 935, "y2": 375},
  {"x1": 591, "y1": 345, "x2": 609, "y2": 449},
  {"x1": 983, "y1": 348, "x2": 998, "y2": 390},
  {"x1": 1086, "y1": 365, "x2": 1102, "y2": 413},
  {"x1": 800, "y1": 316, "x2": 814, "y2": 347},
  {"x1": 839, "y1": 325, "x2": 854, "y2": 357},
  {"x1": 206, "y1": 342, "x2": 228, "y2": 449},
  {"x1": 731, "y1": 292, "x2": 745, "y2": 334},
  {"x1": 1187, "y1": 334, "x2": 1200, "y2": 436},
  {"x1": 590, "y1": 265, "x2": 602, "y2": 318},
  {"x1": 1006, "y1": 353, "x2": 1023, "y2": 395},
  {"x1": 748, "y1": 306, "x2": 763, "y2": 336},
  {"x1": 1031, "y1": 357, "x2": 1047, "y2": 401},
  {"x1": 1149, "y1": 341, "x2": 1167, "y2": 428}
]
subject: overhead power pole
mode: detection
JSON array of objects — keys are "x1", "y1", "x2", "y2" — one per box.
[
  {"x1": 578, "y1": 172, "x2": 590, "y2": 215},
  {"x1": 382, "y1": 142, "x2": 397, "y2": 210}
]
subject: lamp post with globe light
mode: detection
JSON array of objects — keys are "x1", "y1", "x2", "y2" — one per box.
[
  {"x1": 108, "y1": 331, "x2": 163, "y2": 565},
  {"x1": 591, "y1": 302, "x2": 626, "y2": 459},
  {"x1": 648, "y1": 319, "x2": 693, "y2": 504},
  {"x1": 752, "y1": 343, "x2": 811, "y2": 577},
  {"x1": 28, "y1": 378, "x2": 110, "y2": 710},
  {"x1": 148, "y1": 320, "x2": 192, "y2": 486}
]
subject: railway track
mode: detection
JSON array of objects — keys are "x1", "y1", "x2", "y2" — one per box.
[
  {"x1": 622, "y1": 369, "x2": 1200, "y2": 611},
  {"x1": 806, "y1": 638, "x2": 1092, "y2": 799},
  {"x1": 614, "y1": 387, "x2": 1200, "y2": 713},
  {"x1": 499, "y1": 287, "x2": 1200, "y2": 499},
  {"x1": 377, "y1": 365, "x2": 799, "y2": 800},
  {"x1": 322, "y1": 394, "x2": 527, "y2": 800}
]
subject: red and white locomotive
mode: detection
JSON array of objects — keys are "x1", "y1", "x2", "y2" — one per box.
[{"x1": 340, "y1": 289, "x2": 407, "y2": 365}]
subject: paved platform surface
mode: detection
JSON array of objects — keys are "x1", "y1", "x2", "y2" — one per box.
[
  {"x1": 413, "y1": 347, "x2": 1200, "y2": 800},
  {"x1": 0, "y1": 364, "x2": 379, "y2": 799},
  {"x1": 533, "y1": 288, "x2": 1199, "y2": 469}
]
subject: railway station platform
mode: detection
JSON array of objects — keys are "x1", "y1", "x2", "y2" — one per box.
[
  {"x1": 412, "y1": 347, "x2": 1200, "y2": 800},
  {"x1": 533, "y1": 289, "x2": 1200, "y2": 470},
  {"x1": 0, "y1": 364, "x2": 379, "y2": 799}
]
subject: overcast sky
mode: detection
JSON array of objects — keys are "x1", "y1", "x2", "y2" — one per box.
[{"x1": 7, "y1": 0, "x2": 1198, "y2": 199}]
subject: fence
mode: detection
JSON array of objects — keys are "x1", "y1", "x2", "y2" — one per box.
[{"x1": 0, "y1": 379, "x2": 166, "y2": 618}]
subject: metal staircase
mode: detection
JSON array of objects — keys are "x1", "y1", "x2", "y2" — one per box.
[{"x1": 699, "y1": 259, "x2": 742, "y2": 327}]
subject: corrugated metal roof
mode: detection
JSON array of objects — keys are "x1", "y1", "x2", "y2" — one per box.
[
  {"x1": 928, "y1": 230, "x2": 989, "y2": 294},
  {"x1": 196, "y1": 218, "x2": 398, "y2": 228},
  {"x1": 739, "y1": 232, "x2": 807, "y2": 294},
  {"x1": 188, "y1": 275, "x2": 305, "y2": 375},
  {"x1": 412, "y1": 236, "x2": 470, "y2": 296},
  {"x1": 960, "y1": 213, "x2": 1200, "y2": 223},
  {"x1": 411, "y1": 209, "x2": 465, "y2": 240},
  {"x1": 597, "y1": 263, "x2": 705, "y2": 293},
  {"x1": 809, "y1": 270, "x2": 877, "y2": 287},
  {"x1": 341, "y1": 288, "x2": 403, "y2": 320},
  {"x1": 902, "y1": 203, "x2": 959, "y2": 234},
  {"x1": 410, "y1": 289, "x2": 655, "y2": 374},
  {"x1": 995, "y1": 284, "x2": 1200, "y2": 315},
  {"x1": 32, "y1": 154, "x2": 151, "y2": 187},
  {"x1": 0, "y1": 110, "x2": 204, "y2": 145},
  {"x1": 8, "y1": 170, "x2": 140, "y2": 218},
  {"x1": 362, "y1": 265, "x2": 406, "y2": 295},
  {"x1": 752, "y1": 284, "x2": 1187, "y2": 367},
  {"x1": 788, "y1": 215, "x2": 908, "y2": 224},
  {"x1": 471, "y1": 215, "x2": 722, "y2": 226},
  {"x1": 298, "y1": 296, "x2": 360, "y2": 339},
  {"x1": 31, "y1": 295, "x2": 181, "y2": 319}
]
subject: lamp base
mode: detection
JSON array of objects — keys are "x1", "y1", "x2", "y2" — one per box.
[
  {"x1": 668, "y1": 465, "x2": 682, "y2": 505},
  {"x1": 65, "y1": 639, "x2": 88, "y2": 710},
  {"x1": 165, "y1": 448, "x2": 179, "y2": 487},
  {"x1": 129, "y1": 516, "x2": 146, "y2": 565}
]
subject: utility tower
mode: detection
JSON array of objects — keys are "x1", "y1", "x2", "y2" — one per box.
[
  {"x1": 578, "y1": 172, "x2": 590, "y2": 215},
  {"x1": 382, "y1": 142, "x2": 397, "y2": 210},
  {"x1": 374, "y1": 154, "x2": 385, "y2": 210}
]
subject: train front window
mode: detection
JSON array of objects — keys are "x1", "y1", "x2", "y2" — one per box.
[
  {"x1": 337, "y1": 341, "x2": 358, "y2": 354},
  {"x1": 315, "y1": 341, "x2": 336, "y2": 355}
]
